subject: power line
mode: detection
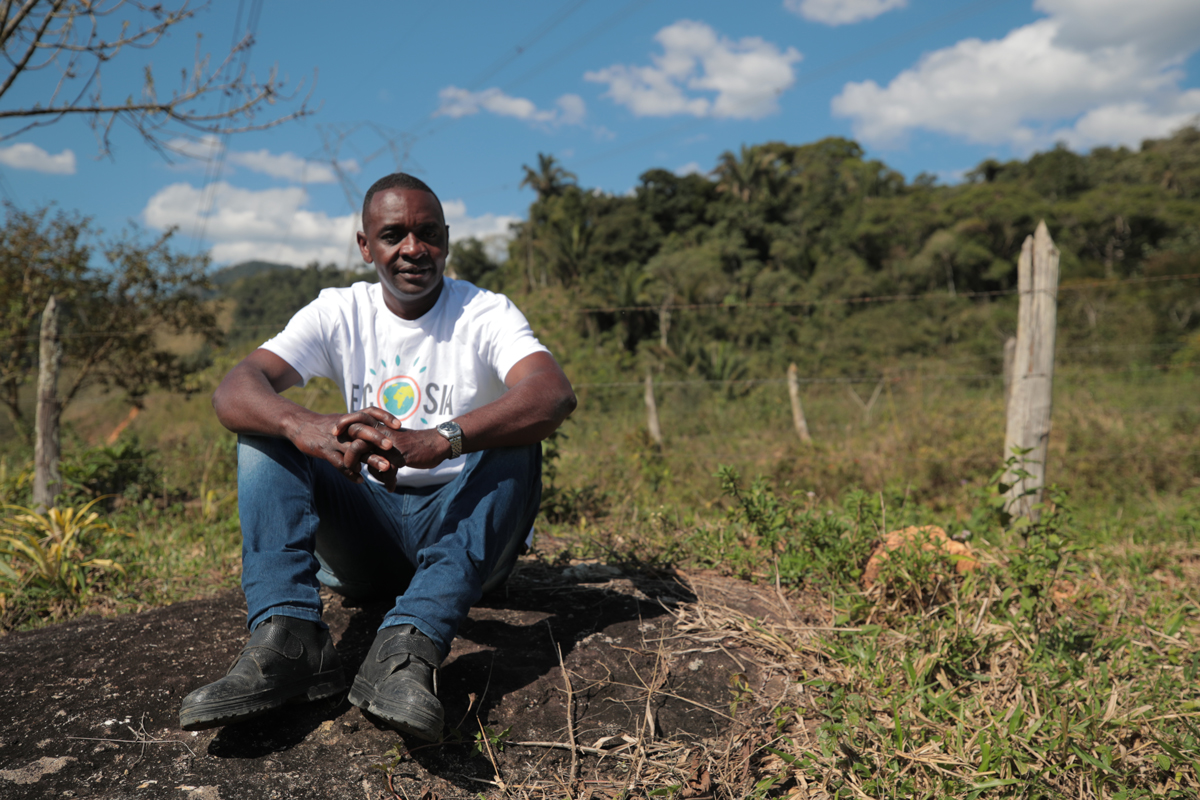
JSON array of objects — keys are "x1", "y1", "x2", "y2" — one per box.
[
  {"x1": 569, "y1": 0, "x2": 1018, "y2": 170},
  {"x1": 304, "y1": 2, "x2": 606, "y2": 269},
  {"x1": 408, "y1": 0, "x2": 594, "y2": 142},
  {"x1": 189, "y1": 0, "x2": 265, "y2": 257},
  {"x1": 465, "y1": 0, "x2": 593, "y2": 92},
  {"x1": 502, "y1": 0, "x2": 655, "y2": 92},
  {"x1": 791, "y1": 0, "x2": 1015, "y2": 92}
]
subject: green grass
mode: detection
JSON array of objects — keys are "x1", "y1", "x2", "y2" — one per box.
[
  {"x1": 0, "y1": 356, "x2": 1197, "y2": 797},
  {"x1": 1, "y1": 363, "x2": 1195, "y2": 626},
  {"x1": 582, "y1": 465, "x2": 1200, "y2": 799},
  {"x1": 544, "y1": 366, "x2": 1199, "y2": 552}
]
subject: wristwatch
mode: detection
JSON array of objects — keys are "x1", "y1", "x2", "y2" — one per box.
[{"x1": 436, "y1": 421, "x2": 463, "y2": 459}]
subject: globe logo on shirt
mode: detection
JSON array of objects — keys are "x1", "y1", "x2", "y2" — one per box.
[{"x1": 377, "y1": 375, "x2": 421, "y2": 422}]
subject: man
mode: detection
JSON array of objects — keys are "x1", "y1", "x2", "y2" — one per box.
[{"x1": 178, "y1": 173, "x2": 576, "y2": 741}]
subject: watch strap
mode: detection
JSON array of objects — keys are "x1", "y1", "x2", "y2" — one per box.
[{"x1": 437, "y1": 422, "x2": 463, "y2": 459}]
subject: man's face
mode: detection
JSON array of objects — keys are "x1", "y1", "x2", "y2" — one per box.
[{"x1": 357, "y1": 187, "x2": 449, "y2": 319}]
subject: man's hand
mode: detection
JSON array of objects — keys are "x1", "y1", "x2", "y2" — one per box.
[
  {"x1": 279, "y1": 409, "x2": 395, "y2": 486},
  {"x1": 332, "y1": 407, "x2": 452, "y2": 491}
]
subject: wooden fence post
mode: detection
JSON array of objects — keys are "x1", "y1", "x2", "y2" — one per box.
[
  {"x1": 644, "y1": 369, "x2": 663, "y2": 447},
  {"x1": 1002, "y1": 335, "x2": 1017, "y2": 414},
  {"x1": 1003, "y1": 221, "x2": 1060, "y2": 520},
  {"x1": 34, "y1": 295, "x2": 63, "y2": 510},
  {"x1": 787, "y1": 363, "x2": 812, "y2": 443}
]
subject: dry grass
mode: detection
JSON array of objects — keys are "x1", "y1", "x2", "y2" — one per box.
[{"x1": 420, "y1": 542, "x2": 1199, "y2": 799}]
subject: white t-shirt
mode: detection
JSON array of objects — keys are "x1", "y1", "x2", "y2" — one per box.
[{"x1": 261, "y1": 278, "x2": 550, "y2": 487}]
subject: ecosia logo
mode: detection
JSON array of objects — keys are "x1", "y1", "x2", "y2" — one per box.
[
  {"x1": 369, "y1": 354, "x2": 455, "y2": 425},
  {"x1": 377, "y1": 374, "x2": 420, "y2": 422}
]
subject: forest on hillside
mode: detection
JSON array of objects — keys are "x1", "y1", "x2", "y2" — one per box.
[{"x1": 224, "y1": 127, "x2": 1200, "y2": 382}]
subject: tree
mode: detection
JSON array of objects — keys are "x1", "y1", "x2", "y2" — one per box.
[
  {"x1": 636, "y1": 168, "x2": 714, "y2": 236},
  {"x1": 225, "y1": 261, "x2": 366, "y2": 343},
  {"x1": 0, "y1": 204, "x2": 220, "y2": 443},
  {"x1": 520, "y1": 153, "x2": 576, "y2": 202},
  {"x1": 0, "y1": 1, "x2": 310, "y2": 154},
  {"x1": 448, "y1": 238, "x2": 500, "y2": 287},
  {"x1": 712, "y1": 144, "x2": 788, "y2": 206}
]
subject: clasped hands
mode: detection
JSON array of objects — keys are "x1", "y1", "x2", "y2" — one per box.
[{"x1": 322, "y1": 406, "x2": 449, "y2": 491}]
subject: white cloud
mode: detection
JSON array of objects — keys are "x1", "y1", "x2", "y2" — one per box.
[
  {"x1": 226, "y1": 150, "x2": 350, "y2": 184},
  {"x1": 1035, "y1": 0, "x2": 1200, "y2": 57},
  {"x1": 586, "y1": 20, "x2": 801, "y2": 120},
  {"x1": 443, "y1": 199, "x2": 519, "y2": 262},
  {"x1": 143, "y1": 181, "x2": 359, "y2": 266},
  {"x1": 674, "y1": 161, "x2": 704, "y2": 176},
  {"x1": 165, "y1": 136, "x2": 355, "y2": 184},
  {"x1": 1057, "y1": 92, "x2": 1200, "y2": 148},
  {"x1": 555, "y1": 94, "x2": 587, "y2": 126},
  {"x1": 435, "y1": 87, "x2": 586, "y2": 127},
  {"x1": 442, "y1": 199, "x2": 519, "y2": 244},
  {"x1": 0, "y1": 143, "x2": 76, "y2": 174},
  {"x1": 832, "y1": 0, "x2": 1200, "y2": 150},
  {"x1": 166, "y1": 135, "x2": 223, "y2": 161},
  {"x1": 785, "y1": 0, "x2": 906, "y2": 26}
]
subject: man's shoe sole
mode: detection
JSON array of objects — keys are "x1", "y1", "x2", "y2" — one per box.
[
  {"x1": 348, "y1": 674, "x2": 443, "y2": 741},
  {"x1": 179, "y1": 671, "x2": 346, "y2": 731}
]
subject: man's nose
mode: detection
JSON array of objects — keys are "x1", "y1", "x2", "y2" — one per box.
[{"x1": 398, "y1": 232, "x2": 427, "y2": 257}]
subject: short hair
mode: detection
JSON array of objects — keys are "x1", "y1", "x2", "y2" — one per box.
[{"x1": 361, "y1": 173, "x2": 445, "y2": 226}]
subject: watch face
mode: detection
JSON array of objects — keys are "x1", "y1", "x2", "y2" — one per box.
[{"x1": 437, "y1": 421, "x2": 462, "y2": 458}]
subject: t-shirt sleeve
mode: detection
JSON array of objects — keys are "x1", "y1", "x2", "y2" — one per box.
[
  {"x1": 480, "y1": 294, "x2": 551, "y2": 383},
  {"x1": 259, "y1": 297, "x2": 340, "y2": 387}
]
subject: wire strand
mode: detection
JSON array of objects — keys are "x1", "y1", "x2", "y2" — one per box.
[{"x1": 3, "y1": 271, "x2": 1197, "y2": 344}]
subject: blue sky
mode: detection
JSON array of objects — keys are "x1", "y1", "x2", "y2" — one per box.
[{"x1": 3, "y1": 0, "x2": 1199, "y2": 269}]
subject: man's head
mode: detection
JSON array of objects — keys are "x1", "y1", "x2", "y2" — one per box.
[
  {"x1": 357, "y1": 173, "x2": 450, "y2": 320},
  {"x1": 361, "y1": 173, "x2": 445, "y2": 226}
]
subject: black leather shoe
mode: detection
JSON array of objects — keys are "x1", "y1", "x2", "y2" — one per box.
[
  {"x1": 179, "y1": 616, "x2": 346, "y2": 731},
  {"x1": 348, "y1": 624, "x2": 444, "y2": 741}
]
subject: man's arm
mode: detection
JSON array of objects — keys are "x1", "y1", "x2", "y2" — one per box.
[
  {"x1": 213, "y1": 348, "x2": 395, "y2": 483},
  {"x1": 335, "y1": 351, "x2": 577, "y2": 476},
  {"x1": 464, "y1": 350, "x2": 578, "y2": 448}
]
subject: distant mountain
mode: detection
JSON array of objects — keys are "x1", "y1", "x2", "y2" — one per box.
[
  {"x1": 211, "y1": 260, "x2": 297, "y2": 286},
  {"x1": 220, "y1": 262, "x2": 375, "y2": 342}
]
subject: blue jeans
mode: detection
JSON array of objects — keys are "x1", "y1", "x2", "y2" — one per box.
[{"x1": 236, "y1": 434, "x2": 542, "y2": 657}]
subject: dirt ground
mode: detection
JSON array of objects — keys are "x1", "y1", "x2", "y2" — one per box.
[{"x1": 0, "y1": 559, "x2": 828, "y2": 799}]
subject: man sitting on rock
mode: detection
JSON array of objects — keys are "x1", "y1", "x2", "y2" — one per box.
[{"x1": 179, "y1": 173, "x2": 576, "y2": 741}]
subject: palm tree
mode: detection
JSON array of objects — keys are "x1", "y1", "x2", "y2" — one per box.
[
  {"x1": 544, "y1": 219, "x2": 592, "y2": 287},
  {"x1": 712, "y1": 145, "x2": 776, "y2": 204},
  {"x1": 520, "y1": 153, "x2": 577, "y2": 201}
]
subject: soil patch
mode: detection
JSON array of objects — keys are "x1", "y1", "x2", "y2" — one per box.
[{"x1": 0, "y1": 561, "x2": 827, "y2": 799}]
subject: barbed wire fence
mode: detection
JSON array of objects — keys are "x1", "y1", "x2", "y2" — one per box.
[
  {"x1": 2, "y1": 266, "x2": 1196, "y2": 493},
  {"x1": 3, "y1": 271, "x2": 1198, "y2": 346}
]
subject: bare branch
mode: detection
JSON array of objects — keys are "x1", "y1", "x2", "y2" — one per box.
[
  {"x1": 0, "y1": 1, "x2": 312, "y2": 156},
  {"x1": 0, "y1": 0, "x2": 45, "y2": 47},
  {"x1": 0, "y1": 0, "x2": 64, "y2": 100}
]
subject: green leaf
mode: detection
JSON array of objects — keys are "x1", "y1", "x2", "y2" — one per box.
[
  {"x1": 1070, "y1": 745, "x2": 1118, "y2": 775},
  {"x1": 970, "y1": 779, "x2": 1019, "y2": 790}
]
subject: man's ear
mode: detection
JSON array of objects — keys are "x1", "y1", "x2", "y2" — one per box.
[
  {"x1": 356, "y1": 230, "x2": 372, "y2": 263},
  {"x1": 444, "y1": 224, "x2": 450, "y2": 243}
]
